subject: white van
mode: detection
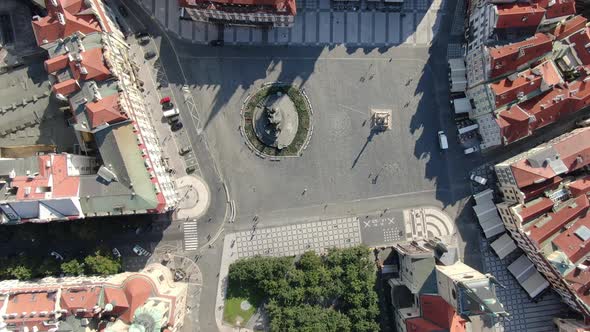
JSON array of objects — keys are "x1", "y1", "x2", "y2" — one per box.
[
  {"x1": 464, "y1": 146, "x2": 479, "y2": 155},
  {"x1": 438, "y1": 131, "x2": 448, "y2": 150},
  {"x1": 162, "y1": 108, "x2": 179, "y2": 118}
]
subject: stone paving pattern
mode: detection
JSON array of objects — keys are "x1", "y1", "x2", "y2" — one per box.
[
  {"x1": 141, "y1": 0, "x2": 446, "y2": 46},
  {"x1": 479, "y1": 238, "x2": 569, "y2": 332},
  {"x1": 234, "y1": 217, "x2": 362, "y2": 258}
]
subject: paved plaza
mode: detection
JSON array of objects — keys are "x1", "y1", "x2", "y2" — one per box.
[
  {"x1": 480, "y1": 239, "x2": 568, "y2": 332},
  {"x1": 139, "y1": 0, "x2": 446, "y2": 47},
  {"x1": 233, "y1": 217, "x2": 362, "y2": 258}
]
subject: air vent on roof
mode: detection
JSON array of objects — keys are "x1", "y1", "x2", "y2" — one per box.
[
  {"x1": 50, "y1": 0, "x2": 58, "y2": 6},
  {"x1": 57, "y1": 13, "x2": 66, "y2": 26},
  {"x1": 80, "y1": 66, "x2": 88, "y2": 75},
  {"x1": 24, "y1": 187, "x2": 31, "y2": 196},
  {"x1": 32, "y1": 15, "x2": 40, "y2": 21},
  {"x1": 548, "y1": 0, "x2": 555, "y2": 6},
  {"x1": 507, "y1": 73, "x2": 518, "y2": 82},
  {"x1": 9, "y1": 170, "x2": 15, "y2": 179}
]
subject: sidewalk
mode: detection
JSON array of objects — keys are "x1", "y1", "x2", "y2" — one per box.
[{"x1": 175, "y1": 175, "x2": 211, "y2": 220}]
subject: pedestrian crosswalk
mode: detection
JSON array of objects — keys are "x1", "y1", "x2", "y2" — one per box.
[{"x1": 183, "y1": 221, "x2": 199, "y2": 251}]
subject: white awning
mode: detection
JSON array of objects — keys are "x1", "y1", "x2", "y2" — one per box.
[
  {"x1": 453, "y1": 97, "x2": 472, "y2": 114},
  {"x1": 473, "y1": 189, "x2": 506, "y2": 239},
  {"x1": 508, "y1": 254, "x2": 550, "y2": 299},
  {"x1": 491, "y1": 233, "x2": 517, "y2": 259}
]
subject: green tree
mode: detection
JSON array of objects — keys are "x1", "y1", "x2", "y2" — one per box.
[
  {"x1": 9, "y1": 265, "x2": 32, "y2": 280},
  {"x1": 84, "y1": 251, "x2": 120, "y2": 276},
  {"x1": 36, "y1": 258, "x2": 60, "y2": 277},
  {"x1": 61, "y1": 259, "x2": 85, "y2": 276}
]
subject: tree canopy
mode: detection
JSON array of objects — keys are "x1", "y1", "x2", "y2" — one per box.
[{"x1": 226, "y1": 246, "x2": 380, "y2": 332}]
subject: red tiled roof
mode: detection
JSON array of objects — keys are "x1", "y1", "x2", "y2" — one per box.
[
  {"x1": 553, "y1": 214, "x2": 590, "y2": 264},
  {"x1": 568, "y1": 28, "x2": 590, "y2": 66},
  {"x1": 565, "y1": 262, "x2": 590, "y2": 305},
  {"x1": 104, "y1": 287, "x2": 130, "y2": 315},
  {"x1": 69, "y1": 48, "x2": 111, "y2": 82},
  {"x1": 120, "y1": 276, "x2": 155, "y2": 323},
  {"x1": 60, "y1": 286, "x2": 101, "y2": 317},
  {"x1": 421, "y1": 295, "x2": 466, "y2": 330},
  {"x1": 5, "y1": 292, "x2": 56, "y2": 318},
  {"x1": 497, "y1": 105, "x2": 532, "y2": 143},
  {"x1": 569, "y1": 176, "x2": 590, "y2": 197},
  {"x1": 522, "y1": 176, "x2": 563, "y2": 200},
  {"x1": 32, "y1": 9, "x2": 101, "y2": 46},
  {"x1": 496, "y1": 3, "x2": 546, "y2": 30},
  {"x1": 45, "y1": 0, "x2": 88, "y2": 15},
  {"x1": 85, "y1": 94, "x2": 127, "y2": 128},
  {"x1": 553, "y1": 15, "x2": 588, "y2": 40},
  {"x1": 44, "y1": 54, "x2": 69, "y2": 73},
  {"x1": 488, "y1": 33, "x2": 553, "y2": 79},
  {"x1": 540, "y1": 0, "x2": 576, "y2": 19},
  {"x1": 490, "y1": 61, "x2": 562, "y2": 108},
  {"x1": 406, "y1": 318, "x2": 445, "y2": 332},
  {"x1": 520, "y1": 197, "x2": 554, "y2": 223},
  {"x1": 529, "y1": 194, "x2": 589, "y2": 245},
  {"x1": 507, "y1": 129, "x2": 590, "y2": 188},
  {"x1": 179, "y1": 0, "x2": 296, "y2": 15},
  {"x1": 10, "y1": 155, "x2": 80, "y2": 201},
  {"x1": 52, "y1": 78, "x2": 79, "y2": 96}
]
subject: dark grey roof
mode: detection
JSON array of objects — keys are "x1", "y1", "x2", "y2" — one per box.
[
  {"x1": 70, "y1": 80, "x2": 120, "y2": 132},
  {"x1": 41, "y1": 199, "x2": 79, "y2": 216},
  {"x1": 9, "y1": 201, "x2": 39, "y2": 219},
  {"x1": 0, "y1": 157, "x2": 40, "y2": 177}
]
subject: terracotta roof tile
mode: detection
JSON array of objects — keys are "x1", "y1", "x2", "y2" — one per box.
[
  {"x1": 488, "y1": 33, "x2": 553, "y2": 79},
  {"x1": 179, "y1": 0, "x2": 296, "y2": 15},
  {"x1": 52, "y1": 78, "x2": 79, "y2": 96},
  {"x1": 85, "y1": 94, "x2": 127, "y2": 128},
  {"x1": 553, "y1": 15, "x2": 588, "y2": 40},
  {"x1": 496, "y1": 3, "x2": 546, "y2": 29}
]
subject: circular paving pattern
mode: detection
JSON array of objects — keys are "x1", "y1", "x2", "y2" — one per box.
[
  {"x1": 241, "y1": 83, "x2": 313, "y2": 158},
  {"x1": 240, "y1": 300, "x2": 252, "y2": 311}
]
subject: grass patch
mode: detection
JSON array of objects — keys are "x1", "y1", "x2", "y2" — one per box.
[
  {"x1": 242, "y1": 84, "x2": 311, "y2": 157},
  {"x1": 224, "y1": 297, "x2": 256, "y2": 327}
]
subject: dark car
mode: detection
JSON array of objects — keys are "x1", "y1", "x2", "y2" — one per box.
[
  {"x1": 144, "y1": 51, "x2": 156, "y2": 60},
  {"x1": 209, "y1": 40, "x2": 224, "y2": 47},
  {"x1": 139, "y1": 36, "x2": 151, "y2": 45},
  {"x1": 162, "y1": 101, "x2": 174, "y2": 110},
  {"x1": 186, "y1": 166, "x2": 196, "y2": 174},
  {"x1": 118, "y1": 5, "x2": 128, "y2": 17},
  {"x1": 135, "y1": 31, "x2": 149, "y2": 38},
  {"x1": 167, "y1": 114, "x2": 180, "y2": 125},
  {"x1": 171, "y1": 121, "x2": 183, "y2": 132}
]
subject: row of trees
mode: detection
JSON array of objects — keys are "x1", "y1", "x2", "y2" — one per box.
[
  {"x1": 227, "y1": 246, "x2": 380, "y2": 332},
  {"x1": 0, "y1": 251, "x2": 121, "y2": 281}
]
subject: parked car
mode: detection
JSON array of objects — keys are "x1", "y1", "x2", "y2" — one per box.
[
  {"x1": 163, "y1": 108, "x2": 179, "y2": 118},
  {"x1": 179, "y1": 146, "x2": 192, "y2": 155},
  {"x1": 132, "y1": 245, "x2": 151, "y2": 257},
  {"x1": 576, "y1": 117, "x2": 590, "y2": 128},
  {"x1": 167, "y1": 114, "x2": 180, "y2": 125},
  {"x1": 112, "y1": 248, "x2": 121, "y2": 259},
  {"x1": 209, "y1": 39, "x2": 224, "y2": 47},
  {"x1": 144, "y1": 51, "x2": 156, "y2": 60},
  {"x1": 437, "y1": 131, "x2": 448, "y2": 150},
  {"x1": 139, "y1": 36, "x2": 151, "y2": 45},
  {"x1": 464, "y1": 146, "x2": 479, "y2": 155},
  {"x1": 171, "y1": 121, "x2": 183, "y2": 132},
  {"x1": 50, "y1": 251, "x2": 64, "y2": 261},
  {"x1": 135, "y1": 31, "x2": 149, "y2": 39},
  {"x1": 186, "y1": 166, "x2": 196, "y2": 174},
  {"x1": 159, "y1": 96, "x2": 171, "y2": 104},
  {"x1": 162, "y1": 101, "x2": 174, "y2": 110},
  {"x1": 118, "y1": 5, "x2": 128, "y2": 17},
  {"x1": 470, "y1": 174, "x2": 488, "y2": 185}
]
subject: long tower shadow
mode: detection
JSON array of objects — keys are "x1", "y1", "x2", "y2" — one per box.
[{"x1": 351, "y1": 127, "x2": 380, "y2": 169}]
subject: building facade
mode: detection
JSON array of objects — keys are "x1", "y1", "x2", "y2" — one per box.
[
  {"x1": 0, "y1": 264, "x2": 187, "y2": 332},
  {"x1": 179, "y1": 0, "x2": 296, "y2": 28},
  {"x1": 0, "y1": 0, "x2": 178, "y2": 224},
  {"x1": 494, "y1": 127, "x2": 590, "y2": 317}
]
